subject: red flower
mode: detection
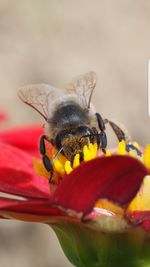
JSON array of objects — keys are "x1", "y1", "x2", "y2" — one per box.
[
  {"x1": 0, "y1": 125, "x2": 148, "y2": 226},
  {"x1": 0, "y1": 111, "x2": 8, "y2": 122},
  {"x1": 0, "y1": 124, "x2": 44, "y2": 156},
  {"x1": 0, "y1": 125, "x2": 150, "y2": 267}
]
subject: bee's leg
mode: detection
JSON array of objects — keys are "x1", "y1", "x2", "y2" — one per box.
[
  {"x1": 39, "y1": 135, "x2": 48, "y2": 155},
  {"x1": 39, "y1": 135, "x2": 53, "y2": 181},
  {"x1": 126, "y1": 143, "x2": 142, "y2": 156},
  {"x1": 95, "y1": 113, "x2": 106, "y2": 132},
  {"x1": 91, "y1": 127, "x2": 100, "y2": 147},
  {"x1": 104, "y1": 119, "x2": 142, "y2": 155},
  {"x1": 104, "y1": 119, "x2": 126, "y2": 142},
  {"x1": 99, "y1": 131, "x2": 107, "y2": 153},
  {"x1": 95, "y1": 113, "x2": 107, "y2": 153},
  {"x1": 43, "y1": 155, "x2": 53, "y2": 180}
]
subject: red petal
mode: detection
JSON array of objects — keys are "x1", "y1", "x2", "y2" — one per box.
[
  {"x1": 0, "y1": 112, "x2": 8, "y2": 122},
  {"x1": 127, "y1": 211, "x2": 150, "y2": 223},
  {"x1": 0, "y1": 197, "x2": 60, "y2": 216},
  {"x1": 127, "y1": 210, "x2": 150, "y2": 230},
  {"x1": 0, "y1": 142, "x2": 50, "y2": 198},
  {"x1": 0, "y1": 124, "x2": 44, "y2": 156},
  {"x1": 0, "y1": 197, "x2": 78, "y2": 223},
  {"x1": 141, "y1": 218, "x2": 150, "y2": 231},
  {"x1": 51, "y1": 155, "x2": 148, "y2": 215}
]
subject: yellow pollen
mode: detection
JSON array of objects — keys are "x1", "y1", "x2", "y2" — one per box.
[
  {"x1": 89, "y1": 143, "x2": 98, "y2": 158},
  {"x1": 64, "y1": 143, "x2": 98, "y2": 174},
  {"x1": 73, "y1": 153, "x2": 80, "y2": 168},
  {"x1": 132, "y1": 141, "x2": 140, "y2": 149},
  {"x1": 118, "y1": 140, "x2": 126, "y2": 155},
  {"x1": 33, "y1": 158, "x2": 50, "y2": 178},
  {"x1": 83, "y1": 143, "x2": 98, "y2": 162},
  {"x1": 83, "y1": 145, "x2": 91, "y2": 161},
  {"x1": 65, "y1": 161, "x2": 73, "y2": 174},
  {"x1": 53, "y1": 158, "x2": 65, "y2": 176},
  {"x1": 128, "y1": 150, "x2": 136, "y2": 158},
  {"x1": 105, "y1": 149, "x2": 112, "y2": 156},
  {"x1": 127, "y1": 175, "x2": 150, "y2": 211},
  {"x1": 144, "y1": 144, "x2": 150, "y2": 169}
]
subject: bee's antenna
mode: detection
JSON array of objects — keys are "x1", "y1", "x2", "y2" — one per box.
[
  {"x1": 49, "y1": 146, "x2": 64, "y2": 183},
  {"x1": 52, "y1": 147, "x2": 63, "y2": 162}
]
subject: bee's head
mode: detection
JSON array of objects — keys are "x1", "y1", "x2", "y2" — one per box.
[{"x1": 55, "y1": 126, "x2": 97, "y2": 162}]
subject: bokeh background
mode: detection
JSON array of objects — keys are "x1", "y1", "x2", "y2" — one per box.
[{"x1": 0, "y1": 1, "x2": 150, "y2": 266}]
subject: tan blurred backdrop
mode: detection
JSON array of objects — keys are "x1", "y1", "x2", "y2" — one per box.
[{"x1": 0, "y1": 1, "x2": 150, "y2": 266}]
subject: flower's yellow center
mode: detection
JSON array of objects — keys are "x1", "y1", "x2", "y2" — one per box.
[
  {"x1": 65, "y1": 143, "x2": 98, "y2": 174},
  {"x1": 34, "y1": 140, "x2": 150, "y2": 185},
  {"x1": 34, "y1": 143, "x2": 99, "y2": 181}
]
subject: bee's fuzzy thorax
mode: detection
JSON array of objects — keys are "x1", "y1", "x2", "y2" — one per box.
[{"x1": 45, "y1": 98, "x2": 97, "y2": 138}]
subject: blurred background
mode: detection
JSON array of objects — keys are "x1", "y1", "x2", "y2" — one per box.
[{"x1": 0, "y1": 0, "x2": 150, "y2": 266}]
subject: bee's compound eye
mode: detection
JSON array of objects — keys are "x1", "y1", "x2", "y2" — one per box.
[
  {"x1": 76, "y1": 126, "x2": 93, "y2": 136},
  {"x1": 55, "y1": 130, "x2": 67, "y2": 149},
  {"x1": 55, "y1": 135, "x2": 62, "y2": 150}
]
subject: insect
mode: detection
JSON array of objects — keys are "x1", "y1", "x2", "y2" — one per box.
[{"x1": 18, "y1": 71, "x2": 133, "y2": 180}]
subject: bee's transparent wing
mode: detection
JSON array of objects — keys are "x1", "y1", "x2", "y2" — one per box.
[
  {"x1": 18, "y1": 84, "x2": 64, "y2": 120},
  {"x1": 66, "y1": 71, "x2": 97, "y2": 109}
]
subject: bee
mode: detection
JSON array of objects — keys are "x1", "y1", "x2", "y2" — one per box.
[{"x1": 18, "y1": 71, "x2": 130, "y2": 179}]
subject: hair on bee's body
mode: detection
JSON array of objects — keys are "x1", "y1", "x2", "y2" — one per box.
[
  {"x1": 46, "y1": 100, "x2": 96, "y2": 136},
  {"x1": 49, "y1": 101, "x2": 90, "y2": 129}
]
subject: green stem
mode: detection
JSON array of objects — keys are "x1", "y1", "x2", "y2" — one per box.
[{"x1": 50, "y1": 222, "x2": 150, "y2": 267}]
